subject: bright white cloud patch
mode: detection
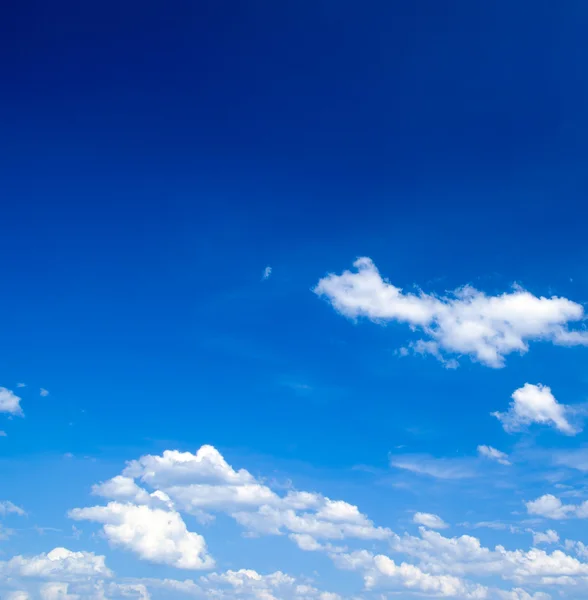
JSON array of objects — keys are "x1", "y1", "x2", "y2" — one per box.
[
  {"x1": 413, "y1": 512, "x2": 449, "y2": 529},
  {"x1": 0, "y1": 547, "x2": 112, "y2": 579},
  {"x1": 526, "y1": 494, "x2": 588, "y2": 520},
  {"x1": 0, "y1": 388, "x2": 23, "y2": 416},
  {"x1": 118, "y1": 445, "x2": 390, "y2": 543},
  {"x1": 40, "y1": 388, "x2": 49, "y2": 397},
  {"x1": 477, "y1": 445, "x2": 511, "y2": 466},
  {"x1": 493, "y1": 384, "x2": 577, "y2": 435},
  {"x1": 262, "y1": 266, "x2": 272, "y2": 280},
  {"x1": 69, "y1": 502, "x2": 214, "y2": 570},
  {"x1": 314, "y1": 257, "x2": 588, "y2": 367}
]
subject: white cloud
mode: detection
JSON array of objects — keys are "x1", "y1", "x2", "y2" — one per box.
[
  {"x1": 262, "y1": 266, "x2": 272, "y2": 280},
  {"x1": 332, "y1": 549, "x2": 487, "y2": 598},
  {"x1": 16, "y1": 383, "x2": 26, "y2": 388},
  {"x1": 69, "y1": 502, "x2": 214, "y2": 570},
  {"x1": 390, "y1": 454, "x2": 475, "y2": 479},
  {"x1": 0, "y1": 430, "x2": 7, "y2": 437},
  {"x1": 39, "y1": 582, "x2": 79, "y2": 600},
  {"x1": 413, "y1": 512, "x2": 449, "y2": 529},
  {"x1": 0, "y1": 500, "x2": 26, "y2": 516},
  {"x1": 478, "y1": 445, "x2": 511, "y2": 466},
  {"x1": 493, "y1": 384, "x2": 577, "y2": 435},
  {"x1": 526, "y1": 494, "x2": 588, "y2": 520},
  {"x1": 530, "y1": 530, "x2": 559, "y2": 545},
  {"x1": 5, "y1": 592, "x2": 31, "y2": 600},
  {"x1": 136, "y1": 570, "x2": 342, "y2": 600},
  {"x1": 0, "y1": 387, "x2": 23, "y2": 416},
  {"x1": 91, "y1": 476, "x2": 153, "y2": 505},
  {"x1": 314, "y1": 257, "x2": 588, "y2": 368},
  {"x1": 119, "y1": 445, "x2": 390, "y2": 543},
  {"x1": 0, "y1": 547, "x2": 112, "y2": 579},
  {"x1": 40, "y1": 388, "x2": 50, "y2": 397}
]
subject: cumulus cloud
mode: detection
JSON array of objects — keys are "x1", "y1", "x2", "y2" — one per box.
[
  {"x1": 413, "y1": 512, "x2": 449, "y2": 529},
  {"x1": 68, "y1": 502, "x2": 214, "y2": 570},
  {"x1": 0, "y1": 388, "x2": 23, "y2": 416},
  {"x1": 477, "y1": 445, "x2": 511, "y2": 466},
  {"x1": 119, "y1": 445, "x2": 390, "y2": 543},
  {"x1": 314, "y1": 257, "x2": 588, "y2": 368},
  {"x1": 332, "y1": 549, "x2": 488, "y2": 598},
  {"x1": 40, "y1": 389, "x2": 49, "y2": 397},
  {"x1": 387, "y1": 526, "x2": 588, "y2": 588},
  {"x1": 493, "y1": 384, "x2": 578, "y2": 435},
  {"x1": 526, "y1": 494, "x2": 588, "y2": 520},
  {"x1": 262, "y1": 266, "x2": 272, "y2": 280},
  {"x1": 0, "y1": 547, "x2": 112, "y2": 579},
  {"x1": 530, "y1": 530, "x2": 560, "y2": 545}
]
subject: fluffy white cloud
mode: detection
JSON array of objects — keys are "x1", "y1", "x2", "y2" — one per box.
[
  {"x1": 113, "y1": 446, "x2": 390, "y2": 544},
  {"x1": 0, "y1": 387, "x2": 23, "y2": 416},
  {"x1": 530, "y1": 530, "x2": 559, "y2": 545},
  {"x1": 413, "y1": 512, "x2": 449, "y2": 529},
  {"x1": 493, "y1": 384, "x2": 577, "y2": 435},
  {"x1": 314, "y1": 257, "x2": 588, "y2": 368},
  {"x1": 526, "y1": 494, "x2": 588, "y2": 520},
  {"x1": 0, "y1": 548, "x2": 112, "y2": 579},
  {"x1": 262, "y1": 266, "x2": 272, "y2": 280},
  {"x1": 0, "y1": 500, "x2": 26, "y2": 516},
  {"x1": 333, "y1": 549, "x2": 488, "y2": 598},
  {"x1": 135, "y1": 570, "x2": 341, "y2": 600},
  {"x1": 68, "y1": 503, "x2": 214, "y2": 570},
  {"x1": 39, "y1": 582, "x2": 79, "y2": 600},
  {"x1": 387, "y1": 526, "x2": 588, "y2": 585},
  {"x1": 477, "y1": 446, "x2": 511, "y2": 466}
]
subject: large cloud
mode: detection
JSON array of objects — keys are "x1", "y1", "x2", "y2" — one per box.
[{"x1": 314, "y1": 258, "x2": 588, "y2": 368}]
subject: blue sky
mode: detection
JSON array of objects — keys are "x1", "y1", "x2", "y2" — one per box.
[{"x1": 2, "y1": 1, "x2": 588, "y2": 599}]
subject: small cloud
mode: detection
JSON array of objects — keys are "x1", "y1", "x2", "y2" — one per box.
[
  {"x1": 528, "y1": 528, "x2": 559, "y2": 545},
  {"x1": 0, "y1": 388, "x2": 23, "y2": 416},
  {"x1": 493, "y1": 383, "x2": 578, "y2": 435},
  {"x1": 477, "y1": 445, "x2": 511, "y2": 466},
  {"x1": 0, "y1": 431, "x2": 6, "y2": 437},
  {"x1": 63, "y1": 453, "x2": 74, "y2": 459},
  {"x1": 390, "y1": 454, "x2": 476, "y2": 479},
  {"x1": 0, "y1": 501, "x2": 26, "y2": 516},
  {"x1": 16, "y1": 383, "x2": 26, "y2": 388},
  {"x1": 40, "y1": 388, "x2": 49, "y2": 397},
  {"x1": 34, "y1": 525, "x2": 62, "y2": 536},
  {"x1": 262, "y1": 266, "x2": 272, "y2": 280},
  {"x1": 413, "y1": 512, "x2": 449, "y2": 529}
]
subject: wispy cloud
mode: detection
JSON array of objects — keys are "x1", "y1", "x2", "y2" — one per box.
[
  {"x1": 40, "y1": 388, "x2": 49, "y2": 397},
  {"x1": 390, "y1": 454, "x2": 476, "y2": 479},
  {"x1": 262, "y1": 266, "x2": 272, "y2": 280}
]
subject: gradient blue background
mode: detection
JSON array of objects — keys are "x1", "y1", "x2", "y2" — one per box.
[{"x1": 1, "y1": 2, "x2": 588, "y2": 593}]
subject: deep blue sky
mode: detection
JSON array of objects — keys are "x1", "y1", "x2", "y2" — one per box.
[{"x1": 2, "y1": 3, "x2": 588, "y2": 599}]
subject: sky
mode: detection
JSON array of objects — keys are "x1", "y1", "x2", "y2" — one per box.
[{"x1": 2, "y1": 1, "x2": 588, "y2": 599}]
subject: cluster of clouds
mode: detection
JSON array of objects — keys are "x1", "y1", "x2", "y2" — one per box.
[
  {"x1": 314, "y1": 257, "x2": 588, "y2": 368},
  {"x1": 51, "y1": 445, "x2": 588, "y2": 599},
  {"x1": 5, "y1": 258, "x2": 588, "y2": 599},
  {"x1": 0, "y1": 546, "x2": 340, "y2": 600}
]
